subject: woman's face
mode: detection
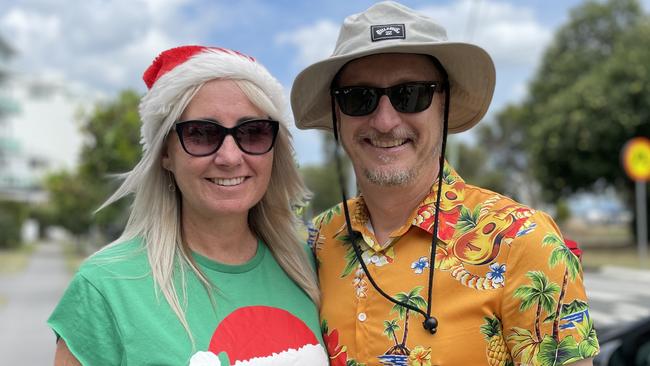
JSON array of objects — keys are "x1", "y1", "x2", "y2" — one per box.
[{"x1": 162, "y1": 79, "x2": 274, "y2": 222}]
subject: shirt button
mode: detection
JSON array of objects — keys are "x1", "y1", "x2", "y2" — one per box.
[{"x1": 358, "y1": 312, "x2": 367, "y2": 322}]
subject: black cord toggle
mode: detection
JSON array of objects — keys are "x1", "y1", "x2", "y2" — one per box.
[{"x1": 423, "y1": 316, "x2": 438, "y2": 334}]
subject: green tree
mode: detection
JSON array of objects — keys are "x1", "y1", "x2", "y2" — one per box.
[
  {"x1": 0, "y1": 201, "x2": 28, "y2": 249},
  {"x1": 43, "y1": 170, "x2": 96, "y2": 237},
  {"x1": 301, "y1": 163, "x2": 343, "y2": 215},
  {"x1": 78, "y1": 90, "x2": 141, "y2": 239},
  {"x1": 473, "y1": 105, "x2": 539, "y2": 205},
  {"x1": 528, "y1": 16, "x2": 650, "y2": 197},
  {"x1": 492, "y1": 0, "x2": 650, "y2": 233},
  {"x1": 529, "y1": 0, "x2": 641, "y2": 104},
  {"x1": 448, "y1": 139, "x2": 508, "y2": 198},
  {"x1": 44, "y1": 90, "x2": 142, "y2": 242},
  {"x1": 301, "y1": 132, "x2": 351, "y2": 216}
]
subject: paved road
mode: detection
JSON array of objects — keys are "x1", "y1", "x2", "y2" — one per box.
[
  {"x1": 584, "y1": 266, "x2": 650, "y2": 332},
  {"x1": 0, "y1": 241, "x2": 71, "y2": 365}
]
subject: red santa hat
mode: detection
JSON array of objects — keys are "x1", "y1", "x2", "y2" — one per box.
[{"x1": 138, "y1": 45, "x2": 287, "y2": 153}]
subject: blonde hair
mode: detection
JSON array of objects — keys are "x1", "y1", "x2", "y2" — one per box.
[{"x1": 98, "y1": 49, "x2": 319, "y2": 342}]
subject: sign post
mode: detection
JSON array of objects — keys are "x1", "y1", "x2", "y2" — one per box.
[{"x1": 622, "y1": 137, "x2": 650, "y2": 262}]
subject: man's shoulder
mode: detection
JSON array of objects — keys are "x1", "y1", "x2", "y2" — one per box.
[
  {"x1": 459, "y1": 182, "x2": 562, "y2": 239},
  {"x1": 462, "y1": 182, "x2": 533, "y2": 213}
]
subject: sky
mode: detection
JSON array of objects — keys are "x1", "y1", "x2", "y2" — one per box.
[{"x1": 1, "y1": 0, "x2": 649, "y2": 171}]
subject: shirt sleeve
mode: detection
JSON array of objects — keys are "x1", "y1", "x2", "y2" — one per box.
[
  {"x1": 500, "y1": 211, "x2": 599, "y2": 365},
  {"x1": 48, "y1": 272, "x2": 124, "y2": 365}
]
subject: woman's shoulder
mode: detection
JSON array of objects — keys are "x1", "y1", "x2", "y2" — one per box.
[{"x1": 76, "y1": 237, "x2": 150, "y2": 280}]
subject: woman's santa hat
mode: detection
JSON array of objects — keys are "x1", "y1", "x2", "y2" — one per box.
[{"x1": 138, "y1": 45, "x2": 287, "y2": 153}]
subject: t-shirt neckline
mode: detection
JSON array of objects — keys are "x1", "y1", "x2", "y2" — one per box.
[{"x1": 191, "y1": 239, "x2": 266, "y2": 273}]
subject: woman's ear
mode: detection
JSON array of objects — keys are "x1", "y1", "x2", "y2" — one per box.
[{"x1": 161, "y1": 141, "x2": 171, "y2": 171}]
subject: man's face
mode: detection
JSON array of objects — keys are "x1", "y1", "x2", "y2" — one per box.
[{"x1": 336, "y1": 53, "x2": 444, "y2": 188}]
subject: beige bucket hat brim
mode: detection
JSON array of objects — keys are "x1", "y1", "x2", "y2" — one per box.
[{"x1": 290, "y1": 1, "x2": 496, "y2": 134}]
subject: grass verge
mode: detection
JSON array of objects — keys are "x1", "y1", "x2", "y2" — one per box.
[
  {"x1": 0, "y1": 244, "x2": 36, "y2": 275},
  {"x1": 582, "y1": 245, "x2": 650, "y2": 270},
  {"x1": 563, "y1": 221, "x2": 650, "y2": 270}
]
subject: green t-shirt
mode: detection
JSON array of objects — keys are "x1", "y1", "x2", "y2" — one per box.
[{"x1": 48, "y1": 238, "x2": 326, "y2": 365}]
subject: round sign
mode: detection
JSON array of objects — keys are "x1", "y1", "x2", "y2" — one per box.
[{"x1": 622, "y1": 137, "x2": 650, "y2": 181}]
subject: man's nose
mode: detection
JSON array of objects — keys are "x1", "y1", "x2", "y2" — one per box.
[{"x1": 368, "y1": 95, "x2": 401, "y2": 133}]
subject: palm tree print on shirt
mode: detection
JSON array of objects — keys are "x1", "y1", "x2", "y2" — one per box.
[
  {"x1": 508, "y1": 234, "x2": 599, "y2": 365},
  {"x1": 541, "y1": 233, "x2": 582, "y2": 341},
  {"x1": 509, "y1": 270, "x2": 559, "y2": 364},
  {"x1": 385, "y1": 287, "x2": 427, "y2": 356},
  {"x1": 383, "y1": 319, "x2": 401, "y2": 351}
]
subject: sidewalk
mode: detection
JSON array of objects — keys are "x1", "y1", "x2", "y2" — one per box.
[{"x1": 0, "y1": 241, "x2": 71, "y2": 365}]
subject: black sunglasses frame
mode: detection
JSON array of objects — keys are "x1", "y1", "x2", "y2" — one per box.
[
  {"x1": 174, "y1": 119, "x2": 279, "y2": 156},
  {"x1": 332, "y1": 81, "x2": 440, "y2": 116}
]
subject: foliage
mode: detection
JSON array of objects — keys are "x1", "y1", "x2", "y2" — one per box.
[
  {"x1": 473, "y1": 0, "x2": 650, "y2": 237},
  {"x1": 473, "y1": 105, "x2": 540, "y2": 205},
  {"x1": 509, "y1": 0, "x2": 648, "y2": 199},
  {"x1": 43, "y1": 90, "x2": 142, "y2": 240},
  {"x1": 0, "y1": 200, "x2": 28, "y2": 249},
  {"x1": 302, "y1": 131, "x2": 351, "y2": 216},
  {"x1": 301, "y1": 162, "x2": 344, "y2": 216},
  {"x1": 554, "y1": 199, "x2": 571, "y2": 226},
  {"x1": 43, "y1": 170, "x2": 96, "y2": 237}
]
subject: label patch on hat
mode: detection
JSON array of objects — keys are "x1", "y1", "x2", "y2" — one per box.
[{"x1": 370, "y1": 24, "x2": 406, "y2": 42}]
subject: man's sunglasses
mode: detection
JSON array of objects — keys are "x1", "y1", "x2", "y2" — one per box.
[
  {"x1": 174, "y1": 119, "x2": 279, "y2": 156},
  {"x1": 332, "y1": 81, "x2": 440, "y2": 116}
]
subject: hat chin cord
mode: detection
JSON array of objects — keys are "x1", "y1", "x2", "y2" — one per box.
[{"x1": 328, "y1": 80, "x2": 450, "y2": 335}]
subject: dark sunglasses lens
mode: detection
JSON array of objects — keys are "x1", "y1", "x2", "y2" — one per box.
[
  {"x1": 390, "y1": 83, "x2": 434, "y2": 113},
  {"x1": 235, "y1": 120, "x2": 278, "y2": 154},
  {"x1": 180, "y1": 121, "x2": 225, "y2": 156},
  {"x1": 337, "y1": 87, "x2": 379, "y2": 116}
]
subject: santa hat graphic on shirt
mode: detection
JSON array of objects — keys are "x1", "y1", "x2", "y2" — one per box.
[{"x1": 189, "y1": 306, "x2": 328, "y2": 365}]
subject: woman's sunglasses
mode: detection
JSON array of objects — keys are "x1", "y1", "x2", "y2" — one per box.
[
  {"x1": 174, "y1": 119, "x2": 279, "y2": 156},
  {"x1": 332, "y1": 81, "x2": 440, "y2": 116}
]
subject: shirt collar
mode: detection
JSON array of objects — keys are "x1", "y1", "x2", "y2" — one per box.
[{"x1": 347, "y1": 162, "x2": 466, "y2": 251}]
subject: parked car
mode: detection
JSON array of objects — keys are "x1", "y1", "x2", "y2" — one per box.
[{"x1": 594, "y1": 316, "x2": 650, "y2": 365}]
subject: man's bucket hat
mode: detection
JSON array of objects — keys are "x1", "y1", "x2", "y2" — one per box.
[{"x1": 291, "y1": 1, "x2": 496, "y2": 134}]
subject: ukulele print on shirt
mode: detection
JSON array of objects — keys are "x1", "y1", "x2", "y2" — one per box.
[{"x1": 189, "y1": 305, "x2": 328, "y2": 366}]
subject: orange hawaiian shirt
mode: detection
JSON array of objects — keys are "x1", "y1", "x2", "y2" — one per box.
[{"x1": 309, "y1": 164, "x2": 599, "y2": 366}]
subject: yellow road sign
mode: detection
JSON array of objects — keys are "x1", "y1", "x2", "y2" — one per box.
[{"x1": 622, "y1": 137, "x2": 650, "y2": 181}]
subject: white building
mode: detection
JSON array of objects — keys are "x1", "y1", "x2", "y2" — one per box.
[{"x1": 0, "y1": 37, "x2": 49, "y2": 204}]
